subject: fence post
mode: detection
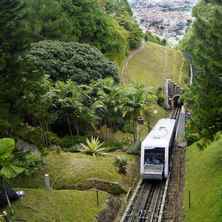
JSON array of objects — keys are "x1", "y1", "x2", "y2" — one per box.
[
  {"x1": 189, "y1": 190, "x2": 191, "y2": 209},
  {"x1": 96, "y1": 190, "x2": 99, "y2": 207},
  {"x1": 44, "y1": 173, "x2": 52, "y2": 191}
]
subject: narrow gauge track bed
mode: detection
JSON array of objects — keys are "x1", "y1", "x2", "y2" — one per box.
[{"x1": 123, "y1": 181, "x2": 166, "y2": 222}]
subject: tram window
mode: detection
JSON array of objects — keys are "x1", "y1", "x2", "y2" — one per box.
[{"x1": 144, "y1": 148, "x2": 164, "y2": 165}]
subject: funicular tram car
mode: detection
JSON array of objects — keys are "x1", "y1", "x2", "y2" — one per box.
[{"x1": 140, "y1": 118, "x2": 176, "y2": 180}]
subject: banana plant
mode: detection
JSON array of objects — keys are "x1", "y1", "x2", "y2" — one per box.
[{"x1": 0, "y1": 138, "x2": 25, "y2": 212}]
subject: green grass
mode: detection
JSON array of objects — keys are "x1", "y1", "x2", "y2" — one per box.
[
  {"x1": 6, "y1": 151, "x2": 138, "y2": 221},
  {"x1": 12, "y1": 151, "x2": 138, "y2": 190},
  {"x1": 121, "y1": 42, "x2": 188, "y2": 88},
  {"x1": 12, "y1": 189, "x2": 108, "y2": 222},
  {"x1": 184, "y1": 134, "x2": 222, "y2": 222}
]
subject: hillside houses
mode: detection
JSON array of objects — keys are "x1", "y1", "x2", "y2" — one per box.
[{"x1": 130, "y1": 0, "x2": 196, "y2": 44}]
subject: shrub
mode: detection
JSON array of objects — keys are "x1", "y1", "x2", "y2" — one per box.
[
  {"x1": 114, "y1": 156, "x2": 128, "y2": 174},
  {"x1": 16, "y1": 152, "x2": 43, "y2": 176},
  {"x1": 127, "y1": 141, "x2": 141, "y2": 155},
  {"x1": 80, "y1": 137, "x2": 106, "y2": 156}
]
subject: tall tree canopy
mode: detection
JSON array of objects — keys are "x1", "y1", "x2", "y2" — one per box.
[
  {"x1": 182, "y1": 0, "x2": 222, "y2": 138},
  {"x1": 23, "y1": 0, "x2": 129, "y2": 63},
  {"x1": 25, "y1": 40, "x2": 119, "y2": 84},
  {"x1": 0, "y1": 0, "x2": 43, "y2": 132}
]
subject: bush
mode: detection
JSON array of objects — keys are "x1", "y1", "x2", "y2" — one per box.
[
  {"x1": 16, "y1": 152, "x2": 43, "y2": 176},
  {"x1": 114, "y1": 156, "x2": 128, "y2": 174},
  {"x1": 127, "y1": 140, "x2": 141, "y2": 155}
]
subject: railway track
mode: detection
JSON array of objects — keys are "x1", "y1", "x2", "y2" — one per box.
[
  {"x1": 121, "y1": 107, "x2": 181, "y2": 222},
  {"x1": 122, "y1": 181, "x2": 165, "y2": 222}
]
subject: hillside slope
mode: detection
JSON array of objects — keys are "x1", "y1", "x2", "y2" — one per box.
[
  {"x1": 121, "y1": 42, "x2": 188, "y2": 88},
  {"x1": 184, "y1": 135, "x2": 222, "y2": 222}
]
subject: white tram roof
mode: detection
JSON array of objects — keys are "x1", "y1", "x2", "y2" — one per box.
[{"x1": 142, "y1": 118, "x2": 176, "y2": 149}]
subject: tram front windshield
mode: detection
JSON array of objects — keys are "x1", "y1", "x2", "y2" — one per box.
[{"x1": 144, "y1": 148, "x2": 164, "y2": 165}]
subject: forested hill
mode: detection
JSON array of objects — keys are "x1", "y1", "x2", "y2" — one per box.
[
  {"x1": 182, "y1": 0, "x2": 222, "y2": 142},
  {"x1": 23, "y1": 0, "x2": 142, "y2": 65},
  {"x1": 0, "y1": 0, "x2": 146, "y2": 157}
]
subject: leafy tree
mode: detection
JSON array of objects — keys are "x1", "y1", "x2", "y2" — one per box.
[
  {"x1": 46, "y1": 80, "x2": 97, "y2": 136},
  {"x1": 87, "y1": 78, "x2": 155, "y2": 140},
  {"x1": 0, "y1": 0, "x2": 43, "y2": 133},
  {"x1": 24, "y1": 0, "x2": 128, "y2": 62},
  {"x1": 117, "y1": 14, "x2": 143, "y2": 49},
  {"x1": 103, "y1": 0, "x2": 143, "y2": 50},
  {"x1": 182, "y1": 0, "x2": 222, "y2": 138},
  {"x1": 119, "y1": 84, "x2": 155, "y2": 141},
  {"x1": 25, "y1": 40, "x2": 119, "y2": 84},
  {"x1": 24, "y1": 0, "x2": 79, "y2": 41}
]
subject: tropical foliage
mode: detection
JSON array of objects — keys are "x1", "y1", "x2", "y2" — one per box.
[
  {"x1": 0, "y1": 138, "x2": 24, "y2": 179},
  {"x1": 0, "y1": 138, "x2": 43, "y2": 180},
  {"x1": 81, "y1": 137, "x2": 105, "y2": 156}
]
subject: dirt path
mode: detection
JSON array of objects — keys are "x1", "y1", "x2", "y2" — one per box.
[
  {"x1": 163, "y1": 148, "x2": 185, "y2": 222},
  {"x1": 121, "y1": 42, "x2": 145, "y2": 84}
]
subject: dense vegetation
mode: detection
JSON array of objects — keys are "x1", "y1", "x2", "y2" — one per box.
[
  {"x1": 0, "y1": 0, "x2": 147, "y2": 175},
  {"x1": 26, "y1": 41, "x2": 119, "y2": 83},
  {"x1": 0, "y1": 0, "x2": 145, "y2": 137},
  {"x1": 0, "y1": 1, "x2": 149, "y2": 219},
  {"x1": 182, "y1": 0, "x2": 222, "y2": 141},
  {"x1": 21, "y1": 0, "x2": 142, "y2": 64}
]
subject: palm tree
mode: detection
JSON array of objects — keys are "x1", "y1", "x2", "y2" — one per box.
[{"x1": 119, "y1": 84, "x2": 155, "y2": 142}]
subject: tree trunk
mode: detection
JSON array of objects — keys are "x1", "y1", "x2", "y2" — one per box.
[
  {"x1": 44, "y1": 119, "x2": 49, "y2": 146},
  {"x1": 39, "y1": 120, "x2": 46, "y2": 146}
]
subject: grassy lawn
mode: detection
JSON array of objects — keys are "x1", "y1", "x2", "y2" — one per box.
[
  {"x1": 121, "y1": 42, "x2": 188, "y2": 88},
  {"x1": 13, "y1": 151, "x2": 138, "y2": 190},
  {"x1": 184, "y1": 134, "x2": 222, "y2": 222},
  {"x1": 6, "y1": 151, "x2": 138, "y2": 221},
  {"x1": 12, "y1": 189, "x2": 108, "y2": 222}
]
